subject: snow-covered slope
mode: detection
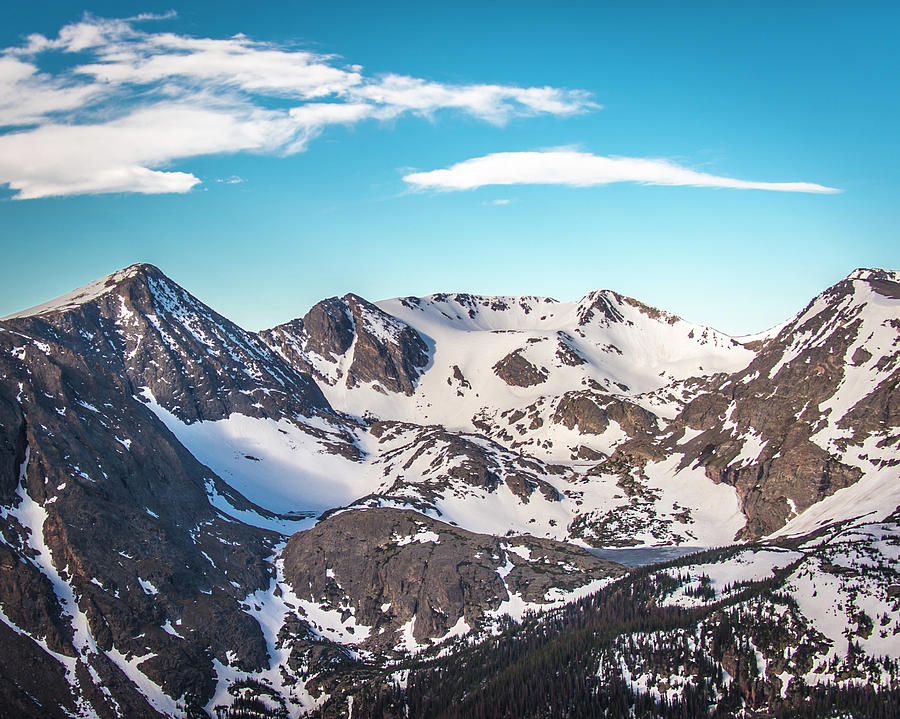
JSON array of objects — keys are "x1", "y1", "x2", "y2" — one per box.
[
  {"x1": 253, "y1": 270, "x2": 899, "y2": 547},
  {"x1": 634, "y1": 267, "x2": 900, "y2": 540},
  {"x1": 331, "y1": 289, "x2": 755, "y2": 432}
]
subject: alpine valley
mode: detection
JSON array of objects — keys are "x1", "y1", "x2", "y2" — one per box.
[{"x1": 1, "y1": 263, "x2": 898, "y2": 718}]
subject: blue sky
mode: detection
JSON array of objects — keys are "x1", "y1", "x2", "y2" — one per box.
[{"x1": 0, "y1": 1, "x2": 897, "y2": 334}]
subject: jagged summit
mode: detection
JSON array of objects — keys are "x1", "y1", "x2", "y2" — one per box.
[
  {"x1": 846, "y1": 267, "x2": 900, "y2": 283},
  {"x1": 2, "y1": 263, "x2": 162, "y2": 319},
  {"x1": 260, "y1": 291, "x2": 429, "y2": 396},
  {"x1": 4, "y1": 262, "x2": 333, "y2": 423},
  {"x1": 378, "y1": 288, "x2": 686, "y2": 334}
]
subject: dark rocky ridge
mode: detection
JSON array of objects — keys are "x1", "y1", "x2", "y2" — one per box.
[
  {"x1": 281, "y1": 507, "x2": 624, "y2": 654},
  {"x1": 0, "y1": 320, "x2": 282, "y2": 714},
  {"x1": 5, "y1": 264, "x2": 332, "y2": 425},
  {"x1": 261, "y1": 293, "x2": 429, "y2": 395},
  {"x1": 576, "y1": 290, "x2": 627, "y2": 326}
]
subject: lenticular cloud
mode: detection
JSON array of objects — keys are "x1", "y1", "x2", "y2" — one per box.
[{"x1": 402, "y1": 150, "x2": 840, "y2": 194}]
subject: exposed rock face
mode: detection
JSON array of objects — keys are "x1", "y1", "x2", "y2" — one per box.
[
  {"x1": 261, "y1": 293, "x2": 429, "y2": 395},
  {"x1": 5, "y1": 264, "x2": 330, "y2": 424},
  {"x1": 256, "y1": 316, "x2": 316, "y2": 377},
  {"x1": 555, "y1": 331, "x2": 588, "y2": 366},
  {"x1": 615, "y1": 268, "x2": 900, "y2": 539},
  {"x1": 281, "y1": 508, "x2": 624, "y2": 653},
  {"x1": 343, "y1": 294, "x2": 430, "y2": 394},
  {"x1": 0, "y1": 391, "x2": 26, "y2": 504},
  {"x1": 493, "y1": 349, "x2": 548, "y2": 387},
  {"x1": 303, "y1": 298, "x2": 356, "y2": 361},
  {"x1": 0, "y1": 316, "x2": 281, "y2": 714},
  {"x1": 576, "y1": 290, "x2": 627, "y2": 326},
  {"x1": 0, "y1": 619, "x2": 80, "y2": 719},
  {"x1": 552, "y1": 391, "x2": 657, "y2": 438}
]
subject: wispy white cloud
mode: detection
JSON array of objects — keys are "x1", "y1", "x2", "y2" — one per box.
[
  {"x1": 126, "y1": 10, "x2": 179, "y2": 23},
  {"x1": 349, "y1": 75, "x2": 594, "y2": 124},
  {"x1": 403, "y1": 150, "x2": 841, "y2": 194},
  {"x1": 0, "y1": 15, "x2": 595, "y2": 199},
  {"x1": 0, "y1": 56, "x2": 100, "y2": 127},
  {"x1": 0, "y1": 104, "x2": 283, "y2": 198}
]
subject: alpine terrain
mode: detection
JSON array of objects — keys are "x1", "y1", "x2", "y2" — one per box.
[{"x1": 0, "y1": 264, "x2": 898, "y2": 718}]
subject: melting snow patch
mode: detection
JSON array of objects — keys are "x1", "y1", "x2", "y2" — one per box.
[
  {"x1": 503, "y1": 544, "x2": 532, "y2": 561},
  {"x1": 396, "y1": 616, "x2": 426, "y2": 655},
  {"x1": 161, "y1": 620, "x2": 182, "y2": 638},
  {"x1": 137, "y1": 578, "x2": 159, "y2": 596},
  {"x1": 395, "y1": 529, "x2": 440, "y2": 546}
]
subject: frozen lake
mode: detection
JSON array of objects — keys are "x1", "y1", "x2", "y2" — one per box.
[{"x1": 587, "y1": 546, "x2": 705, "y2": 567}]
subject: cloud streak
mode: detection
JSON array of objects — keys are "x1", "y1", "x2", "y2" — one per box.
[
  {"x1": 403, "y1": 150, "x2": 841, "y2": 194},
  {"x1": 0, "y1": 15, "x2": 596, "y2": 199}
]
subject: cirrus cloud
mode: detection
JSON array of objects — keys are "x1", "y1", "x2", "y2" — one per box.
[
  {"x1": 402, "y1": 150, "x2": 841, "y2": 194},
  {"x1": 0, "y1": 14, "x2": 596, "y2": 199}
]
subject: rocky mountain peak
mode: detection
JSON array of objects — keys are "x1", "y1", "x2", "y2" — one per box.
[
  {"x1": 576, "y1": 290, "x2": 626, "y2": 326},
  {"x1": 846, "y1": 267, "x2": 900, "y2": 284},
  {"x1": 261, "y1": 292, "x2": 429, "y2": 396},
  {"x1": 4, "y1": 264, "x2": 332, "y2": 424},
  {"x1": 3, "y1": 263, "x2": 158, "y2": 320},
  {"x1": 575, "y1": 289, "x2": 683, "y2": 329}
]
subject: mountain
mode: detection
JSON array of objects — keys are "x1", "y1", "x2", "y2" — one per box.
[
  {"x1": 0, "y1": 313, "x2": 278, "y2": 717},
  {"x1": 256, "y1": 270, "x2": 899, "y2": 546},
  {"x1": 5, "y1": 264, "x2": 331, "y2": 424},
  {"x1": 615, "y1": 268, "x2": 900, "y2": 538},
  {"x1": 325, "y1": 510, "x2": 900, "y2": 719},
  {"x1": 259, "y1": 292, "x2": 429, "y2": 397},
  {"x1": 0, "y1": 264, "x2": 897, "y2": 718}
]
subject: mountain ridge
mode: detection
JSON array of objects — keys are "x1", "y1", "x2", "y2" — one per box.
[
  {"x1": 4, "y1": 263, "x2": 896, "y2": 544},
  {"x1": 0, "y1": 262, "x2": 897, "y2": 717}
]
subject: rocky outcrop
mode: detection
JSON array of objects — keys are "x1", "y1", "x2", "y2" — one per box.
[
  {"x1": 0, "y1": 392, "x2": 26, "y2": 504},
  {"x1": 555, "y1": 332, "x2": 588, "y2": 366},
  {"x1": 552, "y1": 391, "x2": 658, "y2": 438},
  {"x1": 282, "y1": 508, "x2": 624, "y2": 653},
  {"x1": 493, "y1": 349, "x2": 548, "y2": 387},
  {"x1": 343, "y1": 294, "x2": 429, "y2": 395},
  {"x1": 576, "y1": 290, "x2": 626, "y2": 326},
  {"x1": 303, "y1": 298, "x2": 357, "y2": 360},
  {"x1": 262, "y1": 293, "x2": 429, "y2": 395}
]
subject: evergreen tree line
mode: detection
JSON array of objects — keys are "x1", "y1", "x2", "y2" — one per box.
[{"x1": 305, "y1": 549, "x2": 899, "y2": 719}]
